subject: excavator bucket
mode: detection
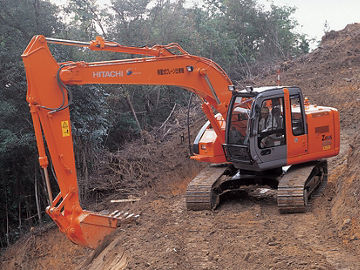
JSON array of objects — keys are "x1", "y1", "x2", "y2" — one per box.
[
  {"x1": 78, "y1": 210, "x2": 139, "y2": 248},
  {"x1": 46, "y1": 192, "x2": 139, "y2": 248}
]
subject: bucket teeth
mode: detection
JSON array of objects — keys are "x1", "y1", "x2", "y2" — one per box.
[
  {"x1": 99, "y1": 210, "x2": 110, "y2": 215},
  {"x1": 113, "y1": 211, "x2": 124, "y2": 218},
  {"x1": 100, "y1": 208, "x2": 140, "y2": 223},
  {"x1": 110, "y1": 210, "x2": 120, "y2": 216},
  {"x1": 106, "y1": 209, "x2": 140, "y2": 225},
  {"x1": 126, "y1": 213, "x2": 134, "y2": 219}
]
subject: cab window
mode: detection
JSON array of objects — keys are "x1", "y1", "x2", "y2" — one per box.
[
  {"x1": 228, "y1": 96, "x2": 254, "y2": 145},
  {"x1": 258, "y1": 97, "x2": 286, "y2": 149},
  {"x1": 290, "y1": 95, "x2": 305, "y2": 136}
]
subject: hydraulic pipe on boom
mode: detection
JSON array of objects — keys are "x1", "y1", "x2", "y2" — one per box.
[{"x1": 22, "y1": 35, "x2": 234, "y2": 248}]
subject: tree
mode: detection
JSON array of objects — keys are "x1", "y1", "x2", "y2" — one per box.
[{"x1": 0, "y1": 0, "x2": 63, "y2": 246}]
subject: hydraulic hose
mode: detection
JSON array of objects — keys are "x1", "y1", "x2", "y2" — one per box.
[
  {"x1": 187, "y1": 93, "x2": 194, "y2": 155},
  {"x1": 39, "y1": 64, "x2": 73, "y2": 113}
]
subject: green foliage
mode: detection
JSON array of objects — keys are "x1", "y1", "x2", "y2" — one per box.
[
  {"x1": 71, "y1": 85, "x2": 109, "y2": 143},
  {"x1": 200, "y1": 0, "x2": 310, "y2": 78}
]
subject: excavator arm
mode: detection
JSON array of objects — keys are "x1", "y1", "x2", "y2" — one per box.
[{"x1": 22, "y1": 35, "x2": 233, "y2": 248}]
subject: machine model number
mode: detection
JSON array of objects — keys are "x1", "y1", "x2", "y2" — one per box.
[
  {"x1": 322, "y1": 145, "x2": 331, "y2": 151},
  {"x1": 157, "y1": 67, "x2": 184, "y2": 75}
]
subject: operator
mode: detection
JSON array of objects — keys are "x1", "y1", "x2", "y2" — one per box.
[
  {"x1": 271, "y1": 99, "x2": 283, "y2": 129},
  {"x1": 258, "y1": 106, "x2": 271, "y2": 132},
  {"x1": 259, "y1": 106, "x2": 276, "y2": 148}
]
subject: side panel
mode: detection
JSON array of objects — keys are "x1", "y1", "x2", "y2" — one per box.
[
  {"x1": 284, "y1": 92, "x2": 340, "y2": 165},
  {"x1": 191, "y1": 114, "x2": 227, "y2": 163},
  {"x1": 307, "y1": 110, "x2": 334, "y2": 154},
  {"x1": 289, "y1": 108, "x2": 340, "y2": 164}
]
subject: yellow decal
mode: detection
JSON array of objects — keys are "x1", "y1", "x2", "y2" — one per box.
[
  {"x1": 61, "y1": 121, "x2": 70, "y2": 137},
  {"x1": 322, "y1": 145, "x2": 331, "y2": 151}
]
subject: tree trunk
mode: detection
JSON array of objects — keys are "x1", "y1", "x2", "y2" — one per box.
[
  {"x1": 82, "y1": 148, "x2": 89, "y2": 201},
  {"x1": 155, "y1": 86, "x2": 161, "y2": 109},
  {"x1": 33, "y1": 0, "x2": 40, "y2": 32},
  {"x1": 5, "y1": 185, "x2": 9, "y2": 246},
  {"x1": 18, "y1": 200, "x2": 22, "y2": 231},
  {"x1": 14, "y1": 163, "x2": 22, "y2": 231},
  {"x1": 126, "y1": 94, "x2": 142, "y2": 136}
]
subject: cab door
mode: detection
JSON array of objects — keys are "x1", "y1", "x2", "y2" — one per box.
[
  {"x1": 284, "y1": 89, "x2": 308, "y2": 161},
  {"x1": 254, "y1": 95, "x2": 287, "y2": 165}
]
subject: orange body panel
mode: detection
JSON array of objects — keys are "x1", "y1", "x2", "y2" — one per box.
[
  {"x1": 284, "y1": 89, "x2": 340, "y2": 165},
  {"x1": 22, "y1": 35, "x2": 233, "y2": 248},
  {"x1": 191, "y1": 113, "x2": 227, "y2": 163}
]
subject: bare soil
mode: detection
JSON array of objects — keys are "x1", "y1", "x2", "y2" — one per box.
[{"x1": 1, "y1": 23, "x2": 360, "y2": 270}]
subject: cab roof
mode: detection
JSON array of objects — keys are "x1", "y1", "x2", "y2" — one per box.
[{"x1": 234, "y1": 86, "x2": 299, "y2": 97}]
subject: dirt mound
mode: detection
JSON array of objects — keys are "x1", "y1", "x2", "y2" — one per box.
[
  {"x1": 86, "y1": 104, "x2": 206, "y2": 206},
  {"x1": 0, "y1": 224, "x2": 89, "y2": 269},
  {"x1": 331, "y1": 134, "x2": 360, "y2": 248}
]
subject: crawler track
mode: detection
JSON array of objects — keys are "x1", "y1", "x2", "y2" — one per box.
[
  {"x1": 185, "y1": 166, "x2": 227, "y2": 210},
  {"x1": 186, "y1": 161, "x2": 327, "y2": 213},
  {"x1": 277, "y1": 160, "x2": 328, "y2": 213}
]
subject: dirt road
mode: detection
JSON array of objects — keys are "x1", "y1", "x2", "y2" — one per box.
[
  {"x1": 79, "y1": 130, "x2": 359, "y2": 270},
  {"x1": 108, "y1": 163, "x2": 359, "y2": 270},
  {"x1": 3, "y1": 132, "x2": 359, "y2": 270}
]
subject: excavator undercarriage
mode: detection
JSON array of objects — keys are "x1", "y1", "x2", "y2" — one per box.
[{"x1": 186, "y1": 160, "x2": 328, "y2": 213}]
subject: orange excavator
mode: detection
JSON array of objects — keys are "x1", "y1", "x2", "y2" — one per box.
[{"x1": 22, "y1": 36, "x2": 340, "y2": 248}]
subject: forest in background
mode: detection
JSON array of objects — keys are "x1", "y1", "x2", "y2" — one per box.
[{"x1": 0, "y1": 0, "x2": 310, "y2": 248}]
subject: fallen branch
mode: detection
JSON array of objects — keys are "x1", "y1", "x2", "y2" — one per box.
[
  {"x1": 126, "y1": 94, "x2": 142, "y2": 136},
  {"x1": 157, "y1": 103, "x2": 177, "y2": 131},
  {"x1": 161, "y1": 127, "x2": 172, "y2": 140},
  {"x1": 110, "y1": 198, "x2": 140, "y2": 203}
]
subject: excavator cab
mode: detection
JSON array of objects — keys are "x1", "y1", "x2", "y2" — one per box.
[
  {"x1": 224, "y1": 86, "x2": 290, "y2": 171},
  {"x1": 192, "y1": 85, "x2": 338, "y2": 172},
  {"x1": 223, "y1": 85, "x2": 339, "y2": 173}
]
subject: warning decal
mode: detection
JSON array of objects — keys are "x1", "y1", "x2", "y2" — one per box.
[{"x1": 61, "y1": 121, "x2": 70, "y2": 137}]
